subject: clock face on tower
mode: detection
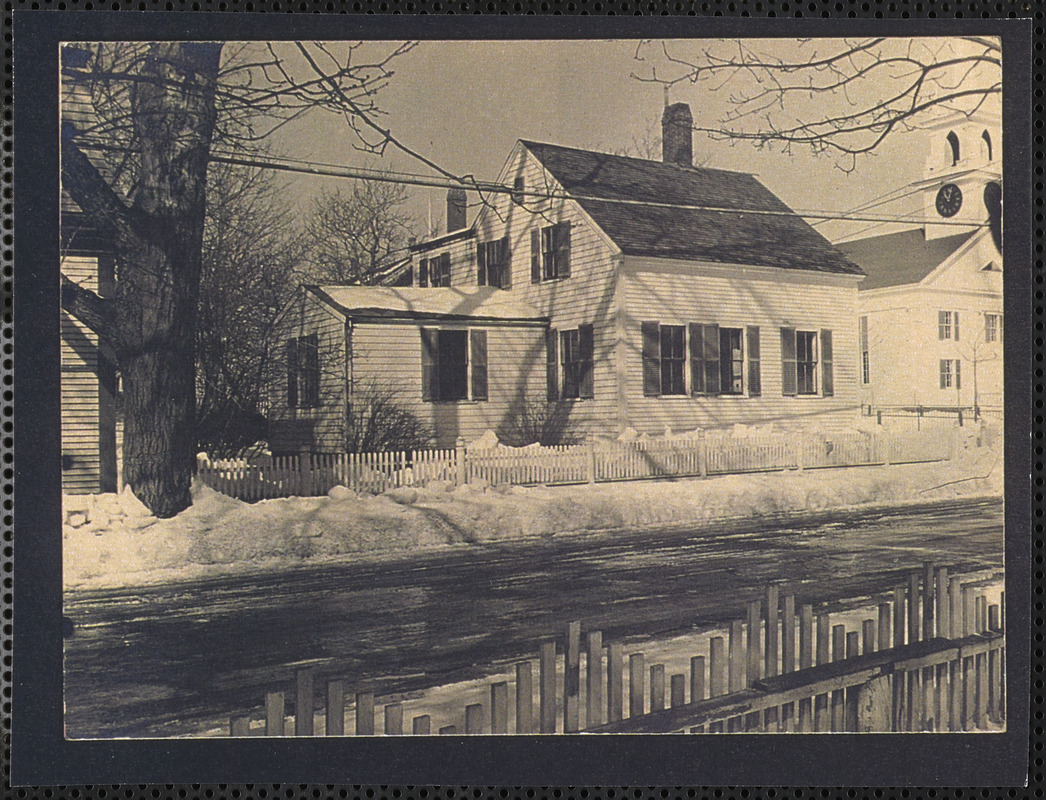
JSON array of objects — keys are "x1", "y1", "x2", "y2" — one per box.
[{"x1": 935, "y1": 183, "x2": 963, "y2": 218}]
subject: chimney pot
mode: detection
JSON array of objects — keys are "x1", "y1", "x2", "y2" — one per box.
[
  {"x1": 662, "y1": 103, "x2": 694, "y2": 167},
  {"x1": 446, "y1": 188, "x2": 467, "y2": 233}
]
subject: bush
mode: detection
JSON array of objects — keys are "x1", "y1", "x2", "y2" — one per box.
[
  {"x1": 347, "y1": 384, "x2": 435, "y2": 454},
  {"x1": 499, "y1": 399, "x2": 581, "y2": 447}
]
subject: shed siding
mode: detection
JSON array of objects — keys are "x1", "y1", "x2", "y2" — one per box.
[
  {"x1": 351, "y1": 321, "x2": 547, "y2": 449},
  {"x1": 61, "y1": 255, "x2": 117, "y2": 494},
  {"x1": 267, "y1": 289, "x2": 348, "y2": 454},
  {"x1": 623, "y1": 264, "x2": 861, "y2": 433},
  {"x1": 471, "y1": 146, "x2": 624, "y2": 439}
]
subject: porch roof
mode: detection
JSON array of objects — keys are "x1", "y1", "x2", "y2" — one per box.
[{"x1": 309, "y1": 285, "x2": 548, "y2": 324}]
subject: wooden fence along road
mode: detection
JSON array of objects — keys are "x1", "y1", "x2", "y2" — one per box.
[
  {"x1": 227, "y1": 564, "x2": 1004, "y2": 736},
  {"x1": 199, "y1": 428, "x2": 958, "y2": 502}
]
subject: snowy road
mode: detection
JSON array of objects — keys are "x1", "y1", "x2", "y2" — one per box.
[{"x1": 63, "y1": 497, "x2": 1004, "y2": 738}]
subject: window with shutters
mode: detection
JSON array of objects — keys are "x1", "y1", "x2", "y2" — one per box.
[
  {"x1": 531, "y1": 222, "x2": 571, "y2": 282},
  {"x1": 560, "y1": 325, "x2": 594, "y2": 400},
  {"x1": 419, "y1": 252, "x2": 452, "y2": 287},
  {"x1": 420, "y1": 328, "x2": 487, "y2": 402},
  {"x1": 477, "y1": 237, "x2": 510, "y2": 289},
  {"x1": 938, "y1": 310, "x2": 959, "y2": 340},
  {"x1": 781, "y1": 328, "x2": 830, "y2": 397},
  {"x1": 939, "y1": 358, "x2": 961, "y2": 390},
  {"x1": 286, "y1": 333, "x2": 320, "y2": 409}
]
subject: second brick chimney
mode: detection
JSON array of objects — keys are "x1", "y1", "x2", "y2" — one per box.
[
  {"x1": 446, "y1": 188, "x2": 467, "y2": 233},
  {"x1": 662, "y1": 103, "x2": 694, "y2": 167}
]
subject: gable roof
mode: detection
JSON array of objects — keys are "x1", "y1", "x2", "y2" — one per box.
[
  {"x1": 309, "y1": 285, "x2": 546, "y2": 324},
  {"x1": 520, "y1": 141, "x2": 864, "y2": 277},
  {"x1": 835, "y1": 228, "x2": 977, "y2": 291}
]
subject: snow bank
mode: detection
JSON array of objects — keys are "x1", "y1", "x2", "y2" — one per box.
[{"x1": 64, "y1": 430, "x2": 1002, "y2": 591}]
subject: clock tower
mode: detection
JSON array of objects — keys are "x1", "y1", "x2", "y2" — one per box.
[{"x1": 917, "y1": 110, "x2": 1001, "y2": 241}]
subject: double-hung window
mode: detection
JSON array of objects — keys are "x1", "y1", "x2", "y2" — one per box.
[
  {"x1": 419, "y1": 253, "x2": 451, "y2": 287},
  {"x1": 645, "y1": 322, "x2": 761, "y2": 398},
  {"x1": 421, "y1": 328, "x2": 488, "y2": 402},
  {"x1": 287, "y1": 333, "x2": 320, "y2": 409},
  {"x1": 530, "y1": 222, "x2": 571, "y2": 282},
  {"x1": 477, "y1": 237, "x2": 511, "y2": 289},
  {"x1": 781, "y1": 327, "x2": 833, "y2": 397},
  {"x1": 939, "y1": 359, "x2": 961, "y2": 390},
  {"x1": 938, "y1": 310, "x2": 960, "y2": 340},
  {"x1": 554, "y1": 325, "x2": 594, "y2": 400},
  {"x1": 985, "y1": 313, "x2": 1002, "y2": 343}
]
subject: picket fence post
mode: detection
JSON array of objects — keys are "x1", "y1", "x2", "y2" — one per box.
[{"x1": 455, "y1": 438, "x2": 467, "y2": 486}]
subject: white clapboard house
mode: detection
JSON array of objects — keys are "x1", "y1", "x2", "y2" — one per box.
[
  {"x1": 268, "y1": 104, "x2": 867, "y2": 453},
  {"x1": 838, "y1": 111, "x2": 1003, "y2": 415}
]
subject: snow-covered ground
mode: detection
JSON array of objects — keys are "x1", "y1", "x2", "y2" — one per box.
[{"x1": 63, "y1": 426, "x2": 1002, "y2": 592}]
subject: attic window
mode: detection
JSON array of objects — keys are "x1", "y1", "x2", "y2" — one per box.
[{"x1": 511, "y1": 176, "x2": 525, "y2": 205}]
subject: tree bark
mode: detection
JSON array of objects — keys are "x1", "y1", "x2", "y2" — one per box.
[{"x1": 61, "y1": 42, "x2": 223, "y2": 518}]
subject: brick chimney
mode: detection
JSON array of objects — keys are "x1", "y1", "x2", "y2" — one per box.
[
  {"x1": 446, "y1": 188, "x2": 467, "y2": 232},
  {"x1": 662, "y1": 103, "x2": 693, "y2": 167}
]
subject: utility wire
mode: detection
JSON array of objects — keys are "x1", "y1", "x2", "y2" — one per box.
[{"x1": 72, "y1": 138, "x2": 988, "y2": 229}]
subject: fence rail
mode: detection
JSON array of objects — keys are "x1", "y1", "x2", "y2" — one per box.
[
  {"x1": 199, "y1": 428, "x2": 957, "y2": 502},
  {"x1": 226, "y1": 563, "x2": 1004, "y2": 736}
]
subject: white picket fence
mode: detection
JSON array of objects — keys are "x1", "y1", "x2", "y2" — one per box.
[{"x1": 197, "y1": 428, "x2": 958, "y2": 502}]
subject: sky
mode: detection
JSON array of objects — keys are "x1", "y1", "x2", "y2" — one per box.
[{"x1": 265, "y1": 37, "x2": 1001, "y2": 244}]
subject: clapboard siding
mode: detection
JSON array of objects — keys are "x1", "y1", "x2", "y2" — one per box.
[
  {"x1": 858, "y1": 232, "x2": 1003, "y2": 410},
  {"x1": 471, "y1": 146, "x2": 624, "y2": 438},
  {"x1": 267, "y1": 289, "x2": 347, "y2": 454},
  {"x1": 351, "y1": 321, "x2": 547, "y2": 449},
  {"x1": 412, "y1": 236, "x2": 477, "y2": 288},
  {"x1": 61, "y1": 255, "x2": 117, "y2": 493},
  {"x1": 623, "y1": 262, "x2": 861, "y2": 434}
]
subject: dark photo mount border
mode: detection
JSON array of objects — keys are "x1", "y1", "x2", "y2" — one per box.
[{"x1": 10, "y1": 11, "x2": 1034, "y2": 787}]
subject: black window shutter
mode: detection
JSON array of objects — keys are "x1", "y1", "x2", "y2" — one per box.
[
  {"x1": 477, "y1": 243, "x2": 487, "y2": 286},
  {"x1": 954, "y1": 311, "x2": 960, "y2": 341},
  {"x1": 703, "y1": 323, "x2": 720, "y2": 394},
  {"x1": 579, "y1": 323, "x2": 594, "y2": 399},
  {"x1": 470, "y1": 330, "x2": 488, "y2": 401},
  {"x1": 820, "y1": 329, "x2": 834, "y2": 397},
  {"x1": 781, "y1": 327, "x2": 797, "y2": 396},
  {"x1": 747, "y1": 326, "x2": 761, "y2": 397},
  {"x1": 546, "y1": 328, "x2": 559, "y2": 401},
  {"x1": 688, "y1": 323, "x2": 704, "y2": 394},
  {"x1": 557, "y1": 222, "x2": 571, "y2": 277},
  {"x1": 954, "y1": 359, "x2": 961, "y2": 390},
  {"x1": 531, "y1": 229, "x2": 541, "y2": 283},
  {"x1": 642, "y1": 321, "x2": 661, "y2": 396},
  {"x1": 500, "y1": 236, "x2": 511, "y2": 289},
  {"x1": 421, "y1": 328, "x2": 438, "y2": 401},
  {"x1": 286, "y1": 339, "x2": 299, "y2": 409},
  {"x1": 302, "y1": 334, "x2": 319, "y2": 407},
  {"x1": 440, "y1": 253, "x2": 451, "y2": 287},
  {"x1": 419, "y1": 259, "x2": 429, "y2": 288}
]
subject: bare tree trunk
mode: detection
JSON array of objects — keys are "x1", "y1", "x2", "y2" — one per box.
[{"x1": 62, "y1": 42, "x2": 222, "y2": 518}]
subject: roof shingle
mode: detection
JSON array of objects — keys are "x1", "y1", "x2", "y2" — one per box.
[
  {"x1": 835, "y1": 228, "x2": 976, "y2": 291},
  {"x1": 521, "y1": 141, "x2": 864, "y2": 276}
]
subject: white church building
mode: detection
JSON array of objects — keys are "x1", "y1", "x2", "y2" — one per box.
[{"x1": 836, "y1": 111, "x2": 1003, "y2": 417}]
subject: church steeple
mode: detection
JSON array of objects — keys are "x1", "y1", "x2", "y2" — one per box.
[{"x1": 919, "y1": 111, "x2": 1001, "y2": 241}]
